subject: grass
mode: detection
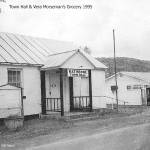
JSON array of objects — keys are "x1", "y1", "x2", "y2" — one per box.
[{"x1": 0, "y1": 118, "x2": 72, "y2": 141}]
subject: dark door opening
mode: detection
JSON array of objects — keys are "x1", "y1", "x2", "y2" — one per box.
[
  {"x1": 69, "y1": 77, "x2": 74, "y2": 111},
  {"x1": 146, "y1": 88, "x2": 150, "y2": 106}
]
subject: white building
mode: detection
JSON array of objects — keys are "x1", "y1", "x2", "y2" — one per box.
[
  {"x1": 106, "y1": 72, "x2": 150, "y2": 106},
  {"x1": 0, "y1": 32, "x2": 107, "y2": 118}
]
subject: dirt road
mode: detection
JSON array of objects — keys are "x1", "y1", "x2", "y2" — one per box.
[
  {"x1": 30, "y1": 123, "x2": 150, "y2": 150},
  {"x1": 1, "y1": 110, "x2": 150, "y2": 149}
]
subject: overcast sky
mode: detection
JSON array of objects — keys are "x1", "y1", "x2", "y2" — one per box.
[{"x1": 0, "y1": 0, "x2": 150, "y2": 60}]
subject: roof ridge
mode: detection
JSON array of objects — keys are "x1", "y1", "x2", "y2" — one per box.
[
  {"x1": 123, "y1": 72, "x2": 150, "y2": 83},
  {"x1": 0, "y1": 32, "x2": 75, "y2": 44},
  {"x1": 47, "y1": 49, "x2": 78, "y2": 57}
]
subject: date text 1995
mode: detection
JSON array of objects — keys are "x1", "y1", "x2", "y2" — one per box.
[{"x1": 83, "y1": 5, "x2": 92, "y2": 9}]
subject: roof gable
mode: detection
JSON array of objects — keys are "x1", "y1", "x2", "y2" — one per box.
[
  {"x1": 43, "y1": 49, "x2": 107, "y2": 70},
  {"x1": 62, "y1": 51, "x2": 94, "y2": 69}
]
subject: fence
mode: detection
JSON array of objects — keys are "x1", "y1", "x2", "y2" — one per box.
[
  {"x1": 45, "y1": 98, "x2": 61, "y2": 112},
  {"x1": 44, "y1": 95, "x2": 131, "y2": 113},
  {"x1": 72, "y1": 96, "x2": 90, "y2": 111}
]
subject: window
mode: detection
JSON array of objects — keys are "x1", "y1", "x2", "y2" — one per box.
[
  {"x1": 127, "y1": 85, "x2": 142, "y2": 90},
  {"x1": 111, "y1": 85, "x2": 118, "y2": 93},
  {"x1": 127, "y1": 85, "x2": 131, "y2": 90},
  {"x1": 111, "y1": 85, "x2": 118, "y2": 91},
  {"x1": 8, "y1": 69, "x2": 22, "y2": 87}
]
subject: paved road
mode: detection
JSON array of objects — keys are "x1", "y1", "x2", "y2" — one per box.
[{"x1": 29, "y1": 123, "x2": 150, "y2": 150}]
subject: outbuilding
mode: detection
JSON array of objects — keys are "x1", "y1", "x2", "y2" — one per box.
[
  {"x1": 106, "y1": 72, "x2": 150, "y2": 106},
  {"x1": 0, "y1": 32, "x2": 107, "y2": 118}
]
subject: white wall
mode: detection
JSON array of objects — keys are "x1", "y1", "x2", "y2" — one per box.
[
  {"x1": 0, "y1": 65, "x2": 41, "y2": 116},
  {"x1": 23, "y1": 66, "x2": 41, "y2": 115},
  {"x1": 106, "y1": 74, "x2": 148, "y2": 105},
  {"x1": 92, "y1": 70, "x2": 106, "y2": 108}
]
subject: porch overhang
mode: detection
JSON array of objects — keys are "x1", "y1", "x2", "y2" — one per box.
[{"x1": 41, "y1": 49, "x2": 107, "y2": 71}]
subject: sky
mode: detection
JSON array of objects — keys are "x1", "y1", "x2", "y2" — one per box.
[{"x1": 0, "y1": 0, "x2": 150, "y2": 60}]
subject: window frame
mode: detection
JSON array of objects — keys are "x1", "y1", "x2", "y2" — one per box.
[{"x1": 7, "y1": 68, "x2": 22, "y2": 87}]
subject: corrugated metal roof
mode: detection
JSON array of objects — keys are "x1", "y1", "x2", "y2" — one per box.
[
  {"x1": 43, "y1": 50, "x2": 76, "y2": 69},
  {"x1": 106, "y1": 71, "x2": 150, "y2": 83},
  {"x1": 0, "y1": 32, "x2": 107, "y2": 69},
  {"x1": 43, "y1": 49, "x2": 107, "y2": 69},
  {"x1": 121, "y1": 72, "x2": 150, "y2": 83},
  {"x1": 0, "y1": 32, "x2": 77, "y2": 66}
]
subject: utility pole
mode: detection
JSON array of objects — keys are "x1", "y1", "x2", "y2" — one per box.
[{"x1": 113, "y1": 29, "x2": 118, "y2": 111}]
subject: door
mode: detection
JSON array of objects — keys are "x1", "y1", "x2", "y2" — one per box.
[
  {"x1": 49, "y1": 73, "x2": 60, "y2": 98},
  {"x1": 47, "y1": 73, "x2": 60, "y2": 111},
  {"x1": 146, "y1": 88, "x2": 150, "y2": 106}
]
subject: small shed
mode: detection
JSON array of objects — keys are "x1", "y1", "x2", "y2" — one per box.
[{"x1": 106, "y1": 72, "x2": 150, "y2": 106}]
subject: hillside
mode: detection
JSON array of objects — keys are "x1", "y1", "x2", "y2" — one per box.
[{"x1": 97, "y1": 57, "x2": 150, "y2": 77}]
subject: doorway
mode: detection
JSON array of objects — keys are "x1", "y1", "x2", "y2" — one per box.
[
  {"x1": 146, "y1": 88, "x2": 150, "y2": 106},
  {"x1": 46, "y1": 72, "x2": 61, "y2": 112},
  {"x1": 69, "y1": 77, "x2": 74, "y2": 111},
  {"x1": 69, "y1": 76, "x2": 90, "y2": 111},
  {"x1": 49, "y1": 73, "x2": 60, "y2": 98}
]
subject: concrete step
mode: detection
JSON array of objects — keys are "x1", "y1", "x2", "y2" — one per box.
[
  {"x1": 64, "y1": 114, "x2": 100, "y2": 122},
  {"x1": 40, "y1": 109, "x2": 117, "y2": 121},
  {"x1": 40, "y1": 112, "x2": 100, "y2": 121}
]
